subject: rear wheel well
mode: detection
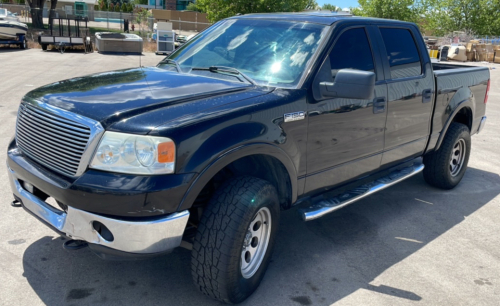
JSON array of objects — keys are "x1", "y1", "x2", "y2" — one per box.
[
  {"x1": 452, "y1": 107, "x2": 472, "y2": 131},
  {"x1": 188, "y1": 155, "x2": 292, "y2": 224}
]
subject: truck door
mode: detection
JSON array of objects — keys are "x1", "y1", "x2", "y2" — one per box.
[
  {"x1": 304, "y1": 26, "x2": 388, "y2": 193},
  {"x1": 374, "y1": 26, "x2": 435, "y2": 167}
]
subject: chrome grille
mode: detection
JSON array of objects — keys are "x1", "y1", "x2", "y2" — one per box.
[{"x1": 16, "y1": 102, "x2": 91, "y2": 177}]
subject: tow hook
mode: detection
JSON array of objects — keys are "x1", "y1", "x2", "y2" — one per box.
[
  {"x1": 11, "y1": 200, "x2": 21, "y2": 207},
  {"x1": 63, "y1": 239, "x2": 88, "y2": 251}
]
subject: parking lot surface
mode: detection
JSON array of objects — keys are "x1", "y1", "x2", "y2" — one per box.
[{"x1": 1, "y1": 48, "x2": 500, "y2": 306}]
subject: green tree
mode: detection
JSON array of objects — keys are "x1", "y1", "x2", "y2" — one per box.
[
  {"x1": 186, "y1": 2, "x2": 202, "y2": 12},
  {"x1": 423, "y1": 0, "x2": 494, "y2": 36},
  {"x1": 115, "y1": 3, "x2": 121, "y2": 11},
  {"x1": 98, "y1": 0, "x2": 107, "y2": 11},
  {"x1": 306, "y1": 0, "x2": 319, "y2": 10},
  {"x1": 135, "y1": 8, "x2": 152, "y2": 34},
  {"x1": 196, "y1": 0, "x2": 314, "y2": 23},
  {"x1": 351, "y1": 0, "x2": 424, "y2": 24},
  {"x1": 322, "y1": 4, "x2": 341, "y2": 11}
]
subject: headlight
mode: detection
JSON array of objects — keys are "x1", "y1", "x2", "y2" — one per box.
[{"x1": 90, "y1": 132, "x2": 175, "y2": 175}]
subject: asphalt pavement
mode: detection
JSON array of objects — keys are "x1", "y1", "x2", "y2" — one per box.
[{"x1": 1, "y1": 48, "x2": 499, "y2": 306}]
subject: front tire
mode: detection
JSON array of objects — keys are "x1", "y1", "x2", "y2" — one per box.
[
  {"x1": 423, "y1": 122, "x2": 471, "y2": 189},
  {"x1": 191, "y1": 176, "x2": 280, "y2": 304},
  {"x1": 20, "y1": 37, "x2": 27, "y2": 50}
]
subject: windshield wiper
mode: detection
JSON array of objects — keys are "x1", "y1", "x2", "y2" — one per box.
[
  {"x1": 158, "y1": 58, "x2": 181, "y2": 72},
  {"x1": 191, "y1": 66, "x2": 255, "y2": 85}
]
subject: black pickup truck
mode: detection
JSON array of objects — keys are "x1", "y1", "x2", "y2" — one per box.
[{"x1": 8, "y1": 13, "x2": 489, "y2": 303}]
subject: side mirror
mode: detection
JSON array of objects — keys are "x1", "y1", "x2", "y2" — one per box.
[{"x1": 319, "y1": 69, "x2": 375, "y2": 100}]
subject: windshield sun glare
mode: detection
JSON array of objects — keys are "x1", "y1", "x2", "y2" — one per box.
[{"x1": 162, "y1": 19, "x2": 329, "y2": 88}]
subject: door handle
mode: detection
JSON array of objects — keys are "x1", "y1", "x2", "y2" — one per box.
[
  {"x1": 373, "y1": 97, "x2": 386, "y2": 114},
  {"x1": 422, "y1": 89, "x2": 432, "y2": 103}
]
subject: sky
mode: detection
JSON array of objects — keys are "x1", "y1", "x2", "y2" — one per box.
[{"x1": 316, "y1": 0, "x2": 359, "y2": 10}]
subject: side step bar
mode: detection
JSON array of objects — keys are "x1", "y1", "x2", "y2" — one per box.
[{"x1": 299, "y1": 163, "x2": 425, "y2": 221}]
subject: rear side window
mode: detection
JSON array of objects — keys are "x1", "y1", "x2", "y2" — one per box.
[
  {"x1": 329, "y1": 28, "x2": 375, "y2": 79},
  {"x1": 380, "y1": 28, "x2": 422, "y2": 79}
]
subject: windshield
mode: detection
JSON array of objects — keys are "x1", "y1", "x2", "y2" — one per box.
[
  {"x1": 160, "y1": 19, "x2": 329, "y2": 88},
  {"x1": 0, "y1": 9, "x2": 6, "y2": 16}
]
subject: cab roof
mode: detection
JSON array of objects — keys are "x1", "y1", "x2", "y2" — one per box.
[{"x1": 230, "y1": 12, "x2": 415, "y2": 26}]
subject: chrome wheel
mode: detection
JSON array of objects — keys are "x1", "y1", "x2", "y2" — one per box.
[
  {"x1": 241, "y1": 207, "x2": 272, "y2": 279},
  {"x1": 450, "y1": 138, "x2": 466, "y2": 176}
]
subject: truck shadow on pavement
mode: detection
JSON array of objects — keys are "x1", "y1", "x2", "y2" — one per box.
[
  {"x1": 0, "y1": 47, "x2": 26, "y2": 53},
  {"x1": 21, "y1": 167, "x2": 500, "y2": 306}
]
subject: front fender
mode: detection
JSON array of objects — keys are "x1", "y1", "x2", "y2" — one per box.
[{"x1": 176, "y1": 142, "x2": 298, "y2": 211}]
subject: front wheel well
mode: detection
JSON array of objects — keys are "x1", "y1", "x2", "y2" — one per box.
[{"x1": 189, "y1": 155, "x2": 293, "y2": 223}]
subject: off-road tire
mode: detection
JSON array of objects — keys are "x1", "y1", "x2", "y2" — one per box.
[
  {"x1": 191, "y1": 176, "x2": 280, "y2": 304},
  {"x1": 41, "y1": 44, "x2": 47, "y2": 51},
  {"x1": 423, "y1": 122, "x2": 471, "y2": 189}
]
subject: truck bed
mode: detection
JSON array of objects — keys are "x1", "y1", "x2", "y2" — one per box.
[{"x1": 431, "y1": 62, "x2": 489, "y2": 144}]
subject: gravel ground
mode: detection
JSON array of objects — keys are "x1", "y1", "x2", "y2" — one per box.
[{"x1": 0, "y1": 49, "x2": 499, "y2": 306}]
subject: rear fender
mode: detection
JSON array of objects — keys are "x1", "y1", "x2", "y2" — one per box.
[{"x1": 434, "y1": 87, "x2": 474, "y2": 151}]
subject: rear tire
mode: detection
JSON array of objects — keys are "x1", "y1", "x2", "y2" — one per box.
[
  {"x1": 41, "y1": 44, "x2": 47, "y2": 51},
  {"x1": 191, "y1": 176, "x2": 280, "y2": 304},
  {"x1": 423, "y1": 122, "x2": 471, "y2": 189}
]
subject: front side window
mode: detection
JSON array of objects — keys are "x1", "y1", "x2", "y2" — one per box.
[
  {"x1": 328, "y1": 28, "x2": 376, "y2": 80},
  {"x1": 160, "y1": 19, "x2": 329, "y2": 88},
  {"x1": 380, "y1": 28, "x2": 422, "y2": 79}
]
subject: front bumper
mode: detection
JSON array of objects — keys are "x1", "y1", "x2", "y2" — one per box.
[
  {"x1": 8, "y1": 165, "x2": 189, "y2": 255},
  {"x1": 7, "y1": 139, "x2": 194, "y2": 217}
]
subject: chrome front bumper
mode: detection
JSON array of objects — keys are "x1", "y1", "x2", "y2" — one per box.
[{"x1": 8, "y1": 166, "x2": 189, "y2": 255}]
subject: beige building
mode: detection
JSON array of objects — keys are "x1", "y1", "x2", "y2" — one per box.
[{"x1": 152, "y1": 9, "x2": 210, "y2": 31}]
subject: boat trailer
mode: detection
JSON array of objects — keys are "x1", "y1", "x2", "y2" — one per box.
[{"x1": 0, "y1": 34, "x2": 27, "y2": 49}]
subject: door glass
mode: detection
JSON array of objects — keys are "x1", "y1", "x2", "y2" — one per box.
[
  {"x1": 380, "y1": 28, "x2": 422, "y2": 79},
  {"x1": 329, "y1": 28, "x2": 376, "y2": 80}
]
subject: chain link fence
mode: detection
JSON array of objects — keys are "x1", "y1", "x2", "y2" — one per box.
[{"x1": 1, "y1": 4, "x2": 210, "y2": 37}]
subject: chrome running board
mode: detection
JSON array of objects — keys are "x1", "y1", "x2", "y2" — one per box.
[{"x1": 299, "y1": 163, "x2": 424, "y2": 221}]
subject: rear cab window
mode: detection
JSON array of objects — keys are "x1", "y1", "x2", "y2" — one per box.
[{"x1": 379, "y1": 28, "x2": 422, "y2": 79}]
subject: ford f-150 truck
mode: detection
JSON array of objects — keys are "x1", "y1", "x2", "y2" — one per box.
[{"x1": 7, "y1": 13, "x2": 489, "y2": 303}]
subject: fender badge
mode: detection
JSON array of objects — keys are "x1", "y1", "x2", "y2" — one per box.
[{"x1": 284, "y1": 111, "x2": 305, "y2": 122}]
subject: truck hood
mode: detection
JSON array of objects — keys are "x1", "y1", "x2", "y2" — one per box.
[{"x1": 24, "y1": 67, "x2": 271, "y2": 130}]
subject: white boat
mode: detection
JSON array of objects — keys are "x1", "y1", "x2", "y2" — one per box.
[{"x1": 0, "y1": 8, "x2": 28, "y2": 40}]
